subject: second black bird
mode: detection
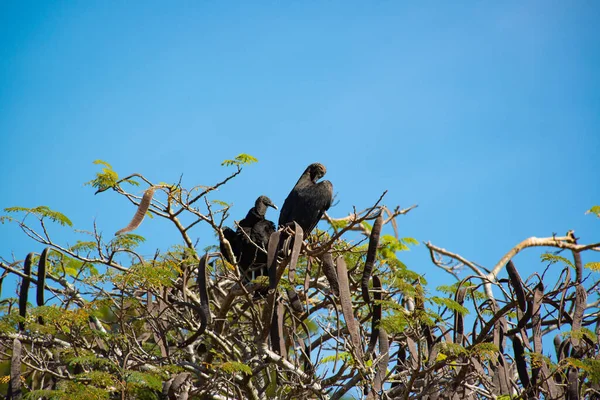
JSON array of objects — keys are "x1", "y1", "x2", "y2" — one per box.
[{"x1": 221, "y1": 195, "x2": 277, "y2": 282}]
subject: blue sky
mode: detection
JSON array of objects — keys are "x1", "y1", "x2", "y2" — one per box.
[{"x1": 1, "y1": 1, "x2": 599, "y2": 298}]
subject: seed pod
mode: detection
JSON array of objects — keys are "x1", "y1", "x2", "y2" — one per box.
[
  {"x1": 9, "y1": 338, "x2": 22, "y2": 400},
  {"x1": 267, "y1": 231, "x2": 282, "y2": 290},
  {"x1": 506, "y1": 260, "x2": 526, "y2": 312},
  {"x1": 115, "y1": 186, "x2": 156, "y2": 235},
  {"x1": 337, "y1": 256, "x2": 363, "y2": 359},
  {"x1": 512, "y1": 335, "x2": 530, "y2": 390},
  {"x1": 0, "y1": 269, "x2": 9, "y2": 298},
  {"x1": 18, "y1": 253, "x2": 34, "y2": 331},
  {"x1": 454, "y1": 286, "x2": 467, "y2": 345},
  {"x1": 287, "y1": 222, "x2": 303, "y2": 313},
  {"x1": 367, "y1": 275, "x2": 382, "y2": 354},
  {"x1": 374, "y1": 328, "x2": 389, "y2": 394},
  {"x1": 36, "y1": 247, "x2": 50, "y2": 325},
  {"x1": 197, "y1": 253, "x2": 211, "y2": 327},
  {"x1": 530, "y1": 282, "x2": 544, "y2": 395},
  {"x1": 361, "y1": 214, "x2": 383, "y2": 304},
  {"x1": 321, "y1": 251, "x2": 339, "y2": 297}
]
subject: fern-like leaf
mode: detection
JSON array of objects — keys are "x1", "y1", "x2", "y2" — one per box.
[
  {"x1": 541, "y1": 253, "x2": 574, "y2": 268},
  {"x1": 585, "y1": 205, "x2": 600, "y2": 218},
  {"x1": 221, "y1": 153, "x2": 258, "y2": 167}
]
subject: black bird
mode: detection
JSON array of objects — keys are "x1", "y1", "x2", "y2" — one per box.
[
  {"x1": 279, "y1": 163, "x2": 333, "y2": 238},
  {"x1": 220, "y1": 196, "x2": 277, "y2": 282}
]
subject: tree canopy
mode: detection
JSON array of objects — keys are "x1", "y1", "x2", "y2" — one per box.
[{"x1": 1, "y1": 155, "x2": 599, "y2": 400}]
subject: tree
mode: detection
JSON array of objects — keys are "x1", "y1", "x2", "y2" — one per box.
[{"x1": 1, "y1": 156, "x2": 599, "y2": 400}]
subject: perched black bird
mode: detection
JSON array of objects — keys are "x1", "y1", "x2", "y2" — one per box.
[
  {"x1": 279, "y1": 163, "x2": 333, "y2": 238},
  {"x1": 220, "y1": 196, "x2": 277, "y2": 282}
]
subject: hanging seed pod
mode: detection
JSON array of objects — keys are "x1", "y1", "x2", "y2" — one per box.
[
  {"x1": 115, "y1": 186, "x2": 156, "y2": 235},
  {"x1": 267, "y1": 231, "x2": 282, "y2": 290},
  {"x1": 453, "y1": 286, "x2": 467, "y2": 345},
  {"x1": 361, "y1": 214, "x2": 383, "y2": 304},
  {"x1": 0, "y1": 269, "x2": 9, "y2": 299},
  {"x1": 512, "y1": 334, "x2": 530, "y2": 391},
  {"x1": 8, "y1": 338, "x2": 22, "y2": 400},
  {"x1": 336, "y1": 256, "x2": 363, "y2": 359},
  {"x1": 36, "y1": 247, "x2": 50, "y2": 325},
  {"x1": 197, "y1": 253, "x2": 211, "y2": 327},
  {"x1": 367, "y1": 275, "x2": 382, "y2": 354},
  {"x1": 374, "y1": 328, "x2": 389, "y2": 394},
  {"x1": 506, "y1": 260, "x2": 526, "y2": 312},
  {"x1": 321, "y1": 251, "x2": 339, "y2": 297},
  {"x1": 286, "y1": 222, "x2": 304, "y2": 313},
  {"x1": 18, "y1": 253, "x2": 34, "y2": 331}
]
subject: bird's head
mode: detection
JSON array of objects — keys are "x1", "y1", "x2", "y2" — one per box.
[
  {"x1": 255, "y1": 195, "x2": 278, "y2": 215},
  {"x1": 307, "y1": 163, "x2": 327, "y2": 183}
]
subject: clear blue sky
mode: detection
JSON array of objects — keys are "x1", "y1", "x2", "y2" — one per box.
[{"x1": 1, "y1": 1, "x2": 599, "y2": 298}]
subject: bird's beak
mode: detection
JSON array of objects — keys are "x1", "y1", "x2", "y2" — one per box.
[{"x1": 268, "y1": 202, "x2": 278, "y2": 210}]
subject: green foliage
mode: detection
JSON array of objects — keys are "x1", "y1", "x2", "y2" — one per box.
[
  {"x1": 439, "y1": 342, "x2": 468, "y2": 357},
  {"x1": 85, "y1": 160, "x2": 119, "y2": 192},
  {"x1": 69, "y1": 241, "x2": 97, "y2": 252},
  {"x1": 24, "y1": 390, "x2": 57, "y2": 400},
  {"x1": 436, "y1": 282, "x2": 486, "y2": 301},
  {"x1": 77, "y1": 371, "x2": 115, "y2": 387},
  {"x1": 3, "y1": 206, "x2": 72, "y2": 227},
  {"x1": 211, "y1": 199, "x2": 230, "y2": 207},
  {"x1": 110, "y1": 233, "x2": 146, "y2": 251},
  {"x1": 379, "y1": 235, "x2": 417, "y2": 259},
  {"x1": 380, "y1": 313, "x2": 409, "y2": 334},
  {"x1": 560, "y1": 357, "x2": 600, "y2": 384},
  {"x1": 126, "y1": 370, "x2": 164, "y2": 393},
  {"x1": 26, "y1": 380, "x2": 113, "y2": 400},
  {"x1": 221, "y1": 153, "x2": 258, "y2": 167},
  {"x1": 562, "y1": 328, "x2": 597, "y2": 343},
  {"x1": 56, "y1": 380, "x2": 111, "y2": 400},
  {"x1": 540, "y1": 253, "x2": 574, "y2": 269},
  {"x1": 583, "y1": 359, "x2": 600, "y2": 384},
  {"x1": 470, "y1": 343, "x2": 499, "y2": 362},
  {"x1": 430, "y1": 296, "x2": 470, "y2": 316},
  {"x1": 68, "y1": 354, "x2": 116, "y2": 371},
  {"x1": 0, "y1": 309, "x2": 21, "y2": 334},
  {"x1": 321, "y1": 352, "x2": 352, "y2": 364},
  {"x1": 85, "y1": 160, "x2": 139, "y2": 192},
  {"x1": 585, "y1": 262, "x2": 600, "y2": 272},
  {"x1": 330, "y1": 219, "x2": 348, "y2": 230},
  {"x1": 113, "y1": 261, "x2": 176, "y2": 289},
  {"x1": 586, "y1": 205, "x2": 600, "y2": 218},
  {"x1": 218, "y1": 361, "x2": 252, "y2": 375}
]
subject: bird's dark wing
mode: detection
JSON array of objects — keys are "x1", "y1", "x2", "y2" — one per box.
[
  {"x1": 220, "y1": 227, "x2": 240, "y2": 264},
  {"x1": 252, "y1": 219, "x2": 276, "y2": 247},
  {"x1": 278, "y1": 190, "x2": 297, "y2": 227},
  {"x1": 303, "y1": 180, "x2": 333, "y2": 236},
  {"x1": 245, "y1": 219, "x2": 275, "y2": 279}
]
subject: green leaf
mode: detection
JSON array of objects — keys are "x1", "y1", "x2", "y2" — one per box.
[
  {"x1": 219, "y1": 361, "x2": 252, "y2": 375},
  {"x1": 330, "y1": 219, "x2": 348, "y2": 230},
  {"x1": 211, "y1": 199, "x2": 230, "y2": 207},
  {"x1": 4, "y1": 206, "x2": 73, "y2": 227},
  {"x1": 584, "y1": 262, "x2": 600, "y2": 272},
  {"x1": 540, "y1": 253, "x2": 574, "y2": 269},
  {"x1": 586, "y1": 205, "x2": 600, "y2": 218},
  {"x1": 85, "y1": 159, "x2": 119, "y2": 191},
  {"x1": 430, "y1": 296, "x2": 470, "y2": 315},
  {"x1": 321, "y1": 352, "x2": 351, "y2": 364},
  {"x1": 69, "y1": 241, "x2": 97, "y2": 252},
  {"x1": 110, "y1": 233, "x2": 146, "y2": 250},
  {"x1": 221, "y1": 153, "x2": 258, "y2": 167}
]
